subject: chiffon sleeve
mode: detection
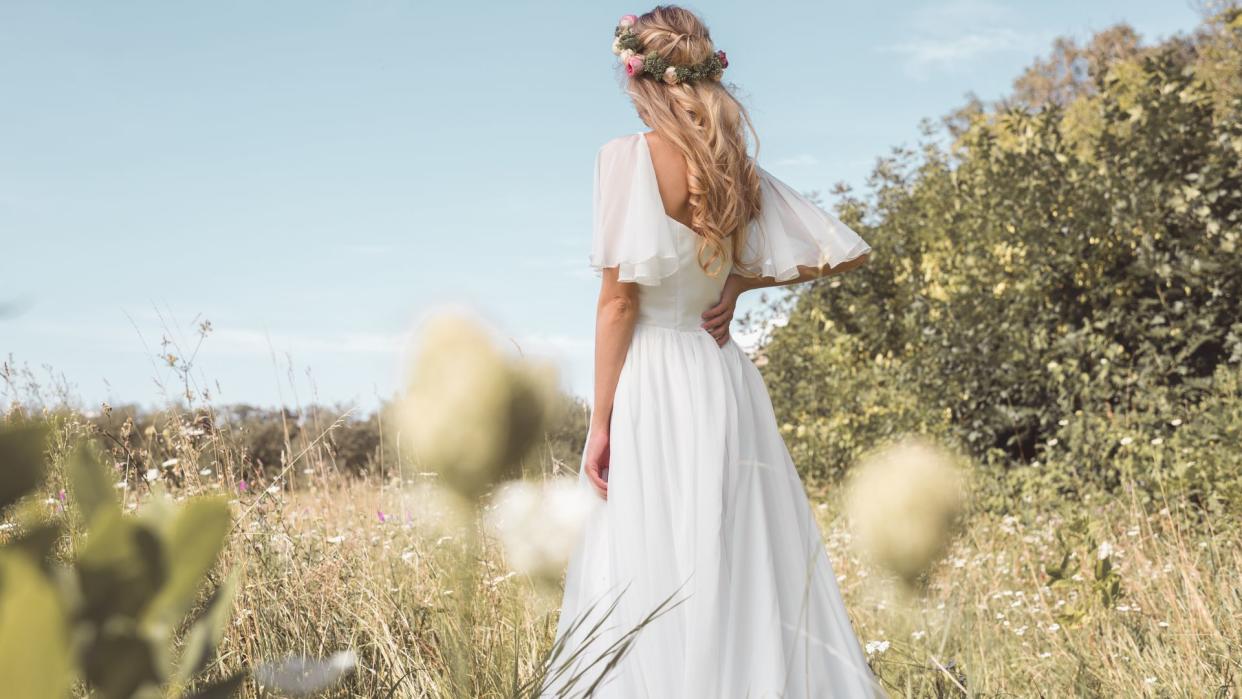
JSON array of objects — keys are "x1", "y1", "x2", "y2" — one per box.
[
  {"x1": 588, "y1": 134, "x2": 683, "y2": 286},
  {"x1": 736, "y1": 166, "x2": 872, "y2": 281}
]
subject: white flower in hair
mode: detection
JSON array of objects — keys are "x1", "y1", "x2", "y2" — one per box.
[
  {"x1": 663, "y1": 66, "x2": 679, "y2": 84},
  {"x1": 619, "y1": 48, "x2": 635, "y2": 62},
  {"x1": 611, "y1": 37, "x2": 622, "y2": 55}
]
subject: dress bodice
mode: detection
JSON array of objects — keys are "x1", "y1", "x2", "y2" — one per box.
[{"x1": 636, "y1": 224, "x2": 729, "y2": 331}]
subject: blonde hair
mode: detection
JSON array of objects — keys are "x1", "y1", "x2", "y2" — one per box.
[{"x1": 626, "y1": 5, "x2": 762, "y2": 276}]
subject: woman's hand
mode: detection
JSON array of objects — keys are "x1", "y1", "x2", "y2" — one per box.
[
  {"x1": 701, "y1": 274, "x2": 749, "y2": 346},
  {"x1": 584, "y1": 427, "x2": 610, "y2": 500}
]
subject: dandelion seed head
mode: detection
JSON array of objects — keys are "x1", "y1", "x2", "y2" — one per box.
[{"x1": 846, "y1": 438, "x2": 966, "y2": 585}]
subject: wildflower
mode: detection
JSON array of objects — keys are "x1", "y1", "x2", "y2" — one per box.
[
  {"x1": 1046, "y1": 623, "x2": 1060, "y2": 633},
  {"x1": 911, "y1": 630, "x2": 926, "y2": 640},
  {"x1": 1039, "y1": 652, "x2": 1051, "y2": 659},
  {"x1": 114, "y1": 480, "x2": 127, "y2": 490},
  {"x1": 326, "y1": 535, "x2": 345, "y2": 544},
  {"x1": 1119, "y1": 436, "x2": 1133, "y2": 446},
  {"x1": 162, "y1": 458, "x2": 179, "y2": 467},
  {"x1": 1170, "y1": 418, "x2": 1182, "y2": 427},
  {"x1": 238, "y1": 480, "x2": 249, "y2": 492},
  {"x1": 199, "y1": 468, "x2": 212, "y2": 476},
  {"x1": 266, "y1": 485, "x2": 280, "y2": 494},
  {"x1": 376, "y1": 510, "x2": 387, "y2": 523},
  {"x1": 864, "y1": 640, "x2": 890, "y2": 656},
  {"x1": 846, "y1": 438, "x2": 965, "y2": 585},
  {"x1": 144, "y1": 468, "x2": 160, "y2": 482},
  {"x1": 485, "y1": 478, "x2": 598, "y2": 587},
  {"x1": 1145, "y1": 677, "x2": 1156, "y2": 686},
  {"x1": 1097, "y1": 542, "x2": 1113, "y2": 559},
  {"x1": 1150, "y1": 437, "x2": 1163, "y2": 446}
]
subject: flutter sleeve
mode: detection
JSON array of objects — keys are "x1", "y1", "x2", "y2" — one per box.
[
  {"x1": 588, "y1": 134, "x2": 683, "y2": 286},
  {"x1": 736, "y1": 166, "x2": 872, "y2": 281}
]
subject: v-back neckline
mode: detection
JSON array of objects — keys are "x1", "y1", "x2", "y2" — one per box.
[{"x1": 636, "y1": 132, "x2": 698, "y2": 235}]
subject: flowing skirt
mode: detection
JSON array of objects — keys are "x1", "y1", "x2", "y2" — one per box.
[{"x1": 544, "y1": 324, "x2": 884, "y2": 698}]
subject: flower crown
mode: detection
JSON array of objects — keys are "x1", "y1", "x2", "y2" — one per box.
[{"x1": 611, "y1": 14, "x2": 728, "y2": 85}]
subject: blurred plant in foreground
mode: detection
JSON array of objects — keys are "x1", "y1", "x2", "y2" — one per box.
[
  {"x1": 0, "y1": 422, "x2": 240, "y2": 698},
  {"x1": 397, "y1": 312, "x2": 559, "y2": 500},
  {"x1": 0, "y1": 422, "x2": 354, "y2": 698},
  {"x1": 847, "y1": 437, "x2": 967, "y2": 587},
  {"x1": 486, "y1": 479, "x2": 598, "y2": 591},
  {"x1": 395, "y1": 311, "x2": 668, "y2": 697}
]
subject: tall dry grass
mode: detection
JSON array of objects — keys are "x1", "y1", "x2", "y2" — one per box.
[{"x1": 4, "y1": 342, "x2": 1239, "y2": 697}]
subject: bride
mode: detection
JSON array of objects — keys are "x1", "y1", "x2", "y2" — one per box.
[{"x1": 544, "y1": 6, "x2": 884, "y2": 698}]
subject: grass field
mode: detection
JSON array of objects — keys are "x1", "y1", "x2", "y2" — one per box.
[{"x1": 14, "y1": 401, "x2": 1237, "y2": 698}]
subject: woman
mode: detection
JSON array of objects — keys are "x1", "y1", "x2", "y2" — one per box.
[{"x1": 544, "y1": 6, "x2": 884, "y2": 698}]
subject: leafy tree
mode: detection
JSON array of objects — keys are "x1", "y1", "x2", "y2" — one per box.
[{"x1": 760, "y1": 10, "x2": 1242, "y2": 512}]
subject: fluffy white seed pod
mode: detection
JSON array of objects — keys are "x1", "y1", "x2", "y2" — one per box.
[
  {"x1": 846, "y1": 437, "x2": 966, "y2": 585},
  {"x1": 486, "y1": 479, "x2": 598, "y2": 586}
]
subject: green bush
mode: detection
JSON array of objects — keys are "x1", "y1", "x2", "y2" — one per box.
[{"x1": 761, "y1": 10, "x2": 1242, "y2": 512}]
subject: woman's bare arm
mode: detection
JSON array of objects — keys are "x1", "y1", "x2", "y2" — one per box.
[
  {"x1": 700, "y1": 253, "x2": 871, "y2": 345},
  {"x1": 585, "y1": 267, "x2": 640, "y2": 499}
]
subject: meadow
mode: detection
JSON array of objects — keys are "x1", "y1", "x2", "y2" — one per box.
[{"x1": 3, "y1": 392, "x2": 1237, "y2": 697}]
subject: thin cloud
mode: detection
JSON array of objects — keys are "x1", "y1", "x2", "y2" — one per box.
[
  {"x1": 344, "y1": 243, "x2": 394, "y2": 255},
  {"x1": 882, "y1": 0, "x2": 1048, "y2": 77},
  {"x1": 773, "y1": 154, "x2": 820, "y2": 167},
  {"x1": 208, "y1": 328, "x2": 406, "y2": 357}
]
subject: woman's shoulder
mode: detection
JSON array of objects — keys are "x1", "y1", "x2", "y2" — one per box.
[{"x1": 596, "y1": 132, "x2": 644, "y2": 157}]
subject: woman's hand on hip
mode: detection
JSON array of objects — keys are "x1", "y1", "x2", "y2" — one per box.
[{"x1": 702, "y1": 274, "x2": 748, "y2": 346}]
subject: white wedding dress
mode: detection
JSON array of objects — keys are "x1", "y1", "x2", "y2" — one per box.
[{"x1": 544, "y1": 133, "x2": 884, "y2": 698}]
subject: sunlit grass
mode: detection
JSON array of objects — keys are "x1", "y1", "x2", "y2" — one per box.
[{"x1": 4, "y1": 397, "x2": 1239, "y2": 697}]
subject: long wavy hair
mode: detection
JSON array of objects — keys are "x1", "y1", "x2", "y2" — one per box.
[{"x1": 626, "y1": 5, "x2": 762, "y2": 276}]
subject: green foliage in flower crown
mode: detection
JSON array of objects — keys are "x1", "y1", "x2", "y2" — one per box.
[
  {"x1": 758, "y1": 11, "x2": 1242, "y2": 514},
  {"x1": 614, "y1": 25, "x2": 725, "y2": 83}
]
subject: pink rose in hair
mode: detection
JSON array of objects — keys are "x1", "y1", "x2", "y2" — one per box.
[
  {"x1": 618, "y1": 14, "x2": 638, "y2": 28},
  {"x1": 716, "y1": 50, "x2": 728, "y2": 69},
  {"x1": 625, "y1": 54, "x2": 645, "y2": 77}
]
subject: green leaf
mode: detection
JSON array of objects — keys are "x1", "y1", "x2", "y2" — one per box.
[
  {"x1": 183, "y1": 672, "x2": 247, "y2": 699},
  {"x1": 0, "y1": 552, "x2": 73, "y2": 698},
  {"x1": 0, "y1": 423, "x2": 50, "y2": 514},
  {"x1": 81, "y1": 624, "x2": 162, "y2": 699},
  {"x1": 142, "y1": 498, "x2": 231, "y2": 630},
  {"x1": 175, "y1": 573, "x2": 239, "y2": 685},
  {"x1": 5, "y1": 521, "x2": 63, "y2": 571},
  {"x1": 77, "y1": 512, "x2": 168, "y2": 623},
  {"x1": 68, "y1": 444, "x2": 120, "y2": 525}
]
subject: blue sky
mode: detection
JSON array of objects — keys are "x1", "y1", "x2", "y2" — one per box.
[{"x1": 1, "y1": 0, "x2": 1201, "y2": 409}]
